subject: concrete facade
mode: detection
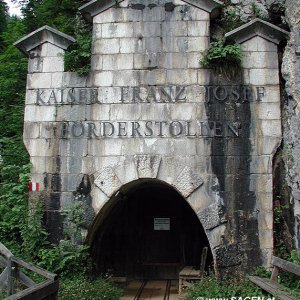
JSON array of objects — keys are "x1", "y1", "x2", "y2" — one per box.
[{"x1": 15, "y1": 0, "x2": 289, "y2": 278}]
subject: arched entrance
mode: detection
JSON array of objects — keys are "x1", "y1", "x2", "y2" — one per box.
[{"x1": 88, "y1": 179, "x2": 213, "y2": 279}]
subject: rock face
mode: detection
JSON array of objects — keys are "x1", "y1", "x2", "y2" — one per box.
[{"x1": 14, "y1": 0, "x2": 297, "y2": 279}]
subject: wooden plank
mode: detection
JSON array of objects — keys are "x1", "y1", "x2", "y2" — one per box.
[
  {"x1": 0, "y1": 267, "x2": 8, "y2": 288},
  {"x1": 7, "y1": 258, "x2": 14, "y2": 297},
  {"x1": 271, "y1": 266, "x2": 279, "y2": 282},
  {"x1": 11, "y1": 257, "x2": 57, "y2": 280},
  {"x1": 272, "y1": 256, "x2": 300, "y2": 277},
  {"x1": 0, "y1": 256, "x2": 8, "y2": 268},
  {"x1": 18, "y1": 271, "x2": 36, "y2": 288},
  {"x1": 200, "y1": 247, "x2": 208, "y2": 274},
  {"x1": 249, "y1": 276, "x2": 298, "y2": 300},
  {"x1": 0, "y1": 243, "x2": 13, "y2": 259},
  {"x1": 5, "y1": 279, "x2": 59, "y2": 300}
]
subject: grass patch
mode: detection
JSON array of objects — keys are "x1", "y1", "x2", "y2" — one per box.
[
  {"x1": 185, "y1": 275, "x2": 266, "y2": 300},
  {"x1": 58, "y1": 276, "x2": 123, "y2": 300}
]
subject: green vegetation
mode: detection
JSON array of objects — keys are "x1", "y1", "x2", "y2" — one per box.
[
  {"x1": 185, "y1": 276, "x2": 265, "y2": 300},
  {"x1": 59, "y1": 276, "x2": 123, "y2": 300},
  {"x1": 200, "y1": 40, "x2": 242, "y2": 78}
]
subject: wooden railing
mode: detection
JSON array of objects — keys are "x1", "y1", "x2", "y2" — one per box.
[{"x1": 0, "y1": 242, "x2": 58, "y2": 300}]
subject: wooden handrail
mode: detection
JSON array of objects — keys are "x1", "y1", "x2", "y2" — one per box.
[{"x1": 0, "y1": 242, "x2": 13, "y2": 259}]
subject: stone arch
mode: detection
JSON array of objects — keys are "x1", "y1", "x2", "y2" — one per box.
[{"x1": 88, "y1": 169, "x2": 227, "y2": 277}]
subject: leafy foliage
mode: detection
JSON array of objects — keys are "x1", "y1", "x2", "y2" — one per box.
[
  {"x1": 200, "y1": 40, "x2": 242, "y2": 78},
  {"x1": 59, "y1": 276, "x2": 123, "y2": 300},
  {"x1": 185, "y1": 275, "x2": 266, "y2": 300}
]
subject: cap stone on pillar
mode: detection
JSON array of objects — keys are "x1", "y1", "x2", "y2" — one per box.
[
  {"x1": 14, "y1": 26, "x2": 75, "y2": 73},
  {"x1": 225, "y1": 18, "x2": 289, "y2": 45},
  {"x1": 79, "y1": 0, "x2": 223, "y2": 21},
  {"x1": 14, "y1": 25, "x2": 75, "y2": 56}
]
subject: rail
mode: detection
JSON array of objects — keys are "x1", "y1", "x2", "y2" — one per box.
[{"x1": 0, "y1": 242, "x2": 58, "y2": 300}]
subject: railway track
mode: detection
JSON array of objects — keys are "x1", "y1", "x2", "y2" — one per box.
[{"x1": 121, "y1": 279, "x2": 179, "y2": 300}]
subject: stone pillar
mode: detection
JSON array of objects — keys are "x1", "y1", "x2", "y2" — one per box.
[
  {"x1": 14, "y1": 26, "x2": 75, "y2": 243},
  {"x1": 226, "y1": 19, "x2": 289, "y2": 267}
]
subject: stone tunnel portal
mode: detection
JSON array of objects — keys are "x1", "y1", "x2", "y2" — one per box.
[{"x1": 88, "y1": 179, "x2": 213, "y2": 280}]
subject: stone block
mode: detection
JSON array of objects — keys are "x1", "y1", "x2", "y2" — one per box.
[
  {"x1": 81, "y1": 156, "x2": 95, "y2": 174},
  {"x1": 141, "y1": 69, "x2": 167, "y2": 85},
  {"x1": 120, "y1": 37, "x2": 136, "y2": 53},
  {"x1": 27, "y1": 73, "x2": 52, "y2": 89},
  {"x1": 187, "y1": 37, "x2": 209, "y2": 52},
  {"x1": 242, "y1": 51, "x2": 279, "y2": 69},
  {"x1": 102, "y1": 53, "x2": 134, "y2": 70},
  {"x1": 63, "y1": 72, "x2": 87, "y2": 87},
  {"x1": 197, "y1": 69, "x2": 210, "y2": 85},
  {"x1": 92, "y1": 24, "x2": 102, "y2": 39},
  {"x1": 259, "y1": 228, "x2": 273, "y2": 249},
  {"x1": 51, "y1": 73, "x2": 63, "y2": 88},
  {"x1": 93, "y1": 8, "x2": 123, "y2": 23},
  {"x1": 187, "y1": 52, "x2": 203, "y2": 68},
  {"x1": 185, "y1": 85, "x2": 206, "y2": 102},
  {"x1": 142, "y1": 37, "x2": 162, "y2": 53},
  {"x1": 163, "y1": 36, "x2": 188, "y2": 52},
  {"x1": 90, "y1": 187, "x2": 109, "y2": 214},
  {"x1": 60, "y1": 174, "x2": 83, "y2": 192},
  {"x1": 241, "y1": 36, "x2": 278, "y2": 52},
  {"x1": 173, "y1": 139, "x2": 197, "y2": 155},
  {"x1": 93, "y1": 71, "x2": 114, "y2": 86},
  {"x1": 215, "y1": 244, "x2": 242, "y2": 267},
  {"x1": 182, "y1": 6, "x2": 210, "y2": 21},
  {"x1": 97, "y1": 87, "x2": 122, "y2": 103},
  {"x1": 90, "y1": 104, "x2": 110, "y2": 121},
  {"x1": 160, "y1": 52, "x2": 188, "y2": 69},
  {"x1": 248, "y1": 69, "x2": 279, "y2": 85},
  {"x1": 251, "y1": 137, "x2": 281, "y2": 155},
  {"x1": 114, "y1": 157, "x2": 138, "y2": 183},
  {"x1": 23, "y1": 122, "x2": 40, "y2": 138},
  {"x1": 134, "y1": 155, "x2": 161, "y2": 178},
  {"x1": 134, "y1": 53, "x2": 160, "y2": 69},
  {"x1": 258, "y1": 210, "x2": 273, "y2": 231},
  {"x1": 198, "y1": 202, "x2": 226, "y2": 230},
  {"x1": 257, "y1": 120, "x2": 282, "y2": 137},
  {"x1": 24, "y1": 138, "x2": 57, "y2": 157},
  {"x1": 166, "y1": 69, "x2": 197, "y2": 85},
  {"x1": 249, "y1": 174, "x2": 273, "y2": 193},
  {"x1": 24, "y1": 105, "x2": 56, "y2": 122},
  {"x1": 109, "y1": 103, "x2": 142, "y2": 120},
  {"x1": 102, "y1": 22, "x2": 134, "y2": 38},
  {"x1": 123, "y1": 8, "x2": 143, "y2": 22},
  {"x1": 60, "y1": 192, "x2": 74, "y2": 208},
  {"x1": 162, "y1": 21, "x2": 187, "y2": 37},
  {"x1": 91, "y1": 55, "x2": 103, "y2": 70},
  {"x1": 172, "y1": 166, "x2": 203, "y2": 198},
  {"x1": 92, "y1": 38, "x2": 120, "y2": 54},
  {"x1": 41, "y1": 43, "x2": 65, "y2": 57},
  {"x1": 250, "y1": 155, "x2": 272, "y2": 174},
  {"x1": 187, "y1": 21, "x2": 209, "y2": 37},
  {"x1": 257, "y1": 192, "x2": 273, "y2": 211},
  {"x1": 170, "y1": 103, "x2": 198, "y2": 119},
  {"x1": 94, "y1": 167, "x2": 122, "y2": 197},
  {"x1": 42, "y1": 57, "x2": 64, "y2": 72},
  {"x1": 56, "y1": 105, "x2": 87, "y2": 121},
  {"x1": 134, "y1": 22, "x2": 161, "y2": 37},
  {"x1": 30, "y1": 156, "x2": 46, "y2": 174},
  {"x1": 112, "y1": 70, "x2": 139, "y2": 86},
  {"x1": 252, "y1": 102, "x2": 281, "y2": 120},
  {"x1": 39, "y1": 122, "x2": 61, "y2": 139},
  {"x1": 142, "y1": 7, "x2": 165, "y2": 22}
]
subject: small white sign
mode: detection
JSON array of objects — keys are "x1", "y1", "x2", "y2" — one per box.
[{"x1": 154, "y1": 218, "x2": 170, "y2": 231}]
